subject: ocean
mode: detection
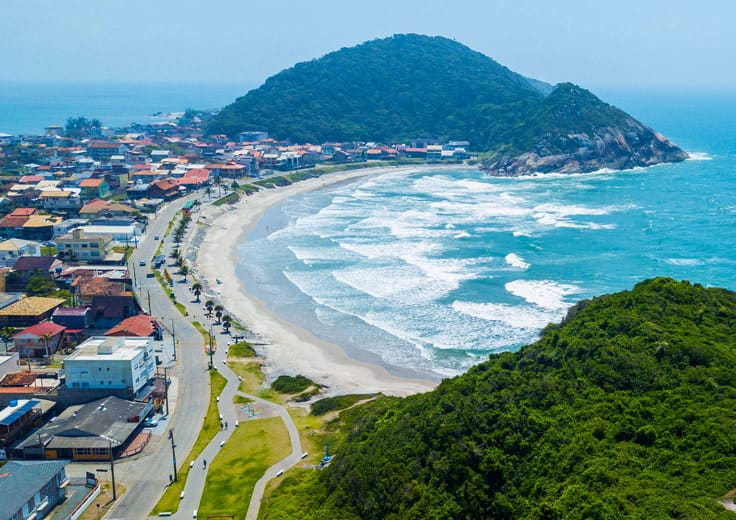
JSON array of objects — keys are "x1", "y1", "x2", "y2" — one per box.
[
  {"x1": 237, "y1": 89, "x2": 736, "y2": 379},
  {"x1": 0, "y1": 82, "x2": 251, "y2": 135}
]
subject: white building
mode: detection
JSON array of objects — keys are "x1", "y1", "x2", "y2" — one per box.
[{"x1": 63, "y1": 336, "x2": 155, "y2": 394}]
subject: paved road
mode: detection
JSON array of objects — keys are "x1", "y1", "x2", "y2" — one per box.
[{"x1": 102, "y1": 195, "x2": 212, "y2": 520}]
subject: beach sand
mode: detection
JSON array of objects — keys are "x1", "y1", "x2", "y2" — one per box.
[{"x1": 197, "y1": 167, "x2": 446, "y2": 397}]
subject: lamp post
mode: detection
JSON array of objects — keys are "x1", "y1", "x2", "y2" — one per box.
[
  {"x1": 171, "y1": 319, "x2": 177, "y2": 361},
  {"x1": 168, "y1": 429, "x2": 178, "y2": 482},
  {"x1": 208, "y1": 325, "x2": 214, "y2": 369},
  {"x1": 98, "y1": 434, "x2": 119, "y2": 501}
]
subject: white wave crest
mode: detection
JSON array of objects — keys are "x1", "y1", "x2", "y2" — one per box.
[
  {"x1": 505, "y1": 279, "x2": 580, "y2": 310},
  {"x1": 505, "y1": 253, "x2": 530, "y2": 270}
]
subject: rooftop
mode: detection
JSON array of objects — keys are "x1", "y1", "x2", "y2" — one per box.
[
  {"x1": 0, "y1": 460, "x2": 69, "y2": 520},
  {"x1": 66, "y1": 336, "x2": 152, "y2": 362},
  {"x1": 0, "y1": 297, "x2": 65, "y2": 317}
]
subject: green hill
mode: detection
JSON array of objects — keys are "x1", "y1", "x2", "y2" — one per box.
[
  {"x1": 263, "y1": 278, "x2": 736, "y2": 519},
  {"x1": 208, "y1": 34, "x2": 687, "y2": 175}
]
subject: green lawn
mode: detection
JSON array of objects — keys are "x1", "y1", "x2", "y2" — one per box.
[
  {"x1": 151, "y1": 370, "x2": 227, "y2": 515},
  {"x1": 228, "y1": 341, "x2": 255, "y2": 358},
  {"x1": 198, "y1": 416, "x2": 291, "y2": 518}
]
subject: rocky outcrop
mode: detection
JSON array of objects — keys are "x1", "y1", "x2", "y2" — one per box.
[{"x1": 484, "y1": 119, "x2": 688, "y2": 176}]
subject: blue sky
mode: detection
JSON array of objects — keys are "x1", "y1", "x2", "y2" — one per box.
[{"x1": 2, "y1": 0, "x2": 733, "y2": 90}]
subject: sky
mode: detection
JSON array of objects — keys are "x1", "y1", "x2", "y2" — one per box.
[{"x1": 2, "y1": 0, "x2": 734, "y2": 91}]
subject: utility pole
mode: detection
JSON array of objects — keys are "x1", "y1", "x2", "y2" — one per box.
[
  {"x1": 109, "y1": 439, "x2": 117, "y2": 500},
  {"x1": 168, "y1": 429, "x2": 178, "y2": 482},
  {"x1": 208, "y1": 325, "x2": 214, "y2": 368},
  {"x1": 147, "y1": 290, "x2": 152, "y2": 315},
  {"x1": 172, "y1": 319, "x2": 177, "y2": 360},
  {"x1": 163, "y1": 365, "x2": 170, "y2": 416}
]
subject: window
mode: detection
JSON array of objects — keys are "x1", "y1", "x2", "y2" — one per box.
[
  {"x1": 75, "y1": 448, "x2": 91, "y2": 455},
  {"x1": 92, "y1": 447, "x2": 107, "y2": 455}
]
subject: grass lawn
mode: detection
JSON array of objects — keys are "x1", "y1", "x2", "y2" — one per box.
[
  {"x1": 151, "y1": 370, "x2": 227, "y2": 515},
  {"x1": 198, "y1": 416, "x2": 290, "y2": 519},
  {"x1": 227, "y1": 360, "x2": 265, "y2": 395},
  {"x1": 228, "y1": 341, "x2": 256, "y2": 358}
]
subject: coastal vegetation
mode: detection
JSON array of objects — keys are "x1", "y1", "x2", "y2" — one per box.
[
  {"x1": 271, "y1": 374, "x2": 315, "y2": 394},
  {"x1": 261, "y1": 278, "x2": 736, "y2": 519},
  {"x1": 208, "y1": 34, "x2": 686, "y2": 175}
]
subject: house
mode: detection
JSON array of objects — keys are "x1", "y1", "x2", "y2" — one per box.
[
  {"x1": 0, "y1": 208, "x2": 38, "y2": 240},
  {"x1": 78, "y1": 178, "x2": 111, "y2": 200},
  {"x1": 12, "y1": 321, "x2": 67, "y2": 359},
  {"x1": 13, "y1": 395, "x2": 151, "y2": 460},
  {"x1": 4, "y1": 256, "x2": 61, "y2": 293},
  {"x1": 89, "y1": 295, "x2": 138, "y2": 328},
  {"x1": 85, "y1": 140, "x2": 120, "y2": 160},
  {"x1": 63, "y1": 336, "x2": 156, "y2": 396},
  {"x1": 0, "y1": 297, "x2": 66, "y2": 327},
  {"x1": 38, "y1": 190, "x2": 83, "y2": 213},
  {"x1": 0, "y1": 398, "x2": 55, "y2": 447},
  {"x1": 0, "y1": 352, "x2": 22, "y2": 383},
  {"x1": 148, "y1": 179, "x2": 179, "y2": 200},
  {"x1": 79, "y1": 199, "x2": 137, "y2": 219},
  {"x1": 0, "y1": 460, "x2": 70, "y2": 520},
  {"x1": 104, "y1": 314, "x2": 162, "y2": 341},
  {"x1": 20, "y1": 215, "x2": 61, "y2": 242},
  {"x1": 426, "y1": 145, "x2": 443, "y2": 160},
  {"x1": 51, "y1": 306, "x2": 91, "y2": 330},
  {"x1": 0, "y1": 239, "x2": 42, "y2": 268},
  {"x1": 55, "y1": 228, "x2": 112, "y2": 264}
]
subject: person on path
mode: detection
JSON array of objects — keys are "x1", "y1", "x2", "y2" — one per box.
[{"x1": 203, "y1": 459, "x2": 207, "y2": 469}]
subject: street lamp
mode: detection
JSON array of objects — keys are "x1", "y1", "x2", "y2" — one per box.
[
  {"x1": 208, "y1": 325, "x2": 214, "y2": 368},
  {"x1": 168, "y1": 429, "x2": 178, "y2": 482},
  {"x1": 98, "y1": 434, "x2": 119, "y2": 501},
  {"x1": 171, "y1": 319, "x2": 177, "y2": 361}
]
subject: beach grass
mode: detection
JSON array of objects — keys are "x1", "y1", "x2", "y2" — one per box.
[
  {"x1": 198, "y1": 416, "x2": 290, "y2": 519},
  {"x1": 213, "y1": 191, "x2": 239, "y2": 206},
  {"x1": 151, "y1": 369, "x2": 227, "y2": 515},
  {"x1": 228, "y1": 341, "x2": 256, "y2": 358}
]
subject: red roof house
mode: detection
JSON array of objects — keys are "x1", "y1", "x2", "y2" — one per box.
[{"x1": 12, "y1": 321, "x2": 67, "y2": 358}]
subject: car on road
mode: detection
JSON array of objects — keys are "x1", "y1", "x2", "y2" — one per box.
[
  {"x1": 139, "y1": 259, "x2": 146, "y2": 266},
  {"x1": 154, "y1": 235, "x2": 159, "y2": 240},
  {"x1": 142, "y1": 417, "x2": 158, "y2": 428}
]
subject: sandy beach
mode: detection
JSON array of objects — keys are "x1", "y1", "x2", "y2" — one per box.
[{"x1": 196, "y1": 166, "x2": 448, "y2": 397}]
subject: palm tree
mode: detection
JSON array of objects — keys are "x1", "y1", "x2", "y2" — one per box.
[
  {"x1": 170, "y1": 248, "x2": 180, "y2": 261},
  {"x1": 180, "y1": 263, "x2": 189, "y2": 282},
  {"x1": 192, "y1": 282, "x2": 203, "y2": 302},
  {"x1": 214, "y1": 304, "x2": 224, "y2": 324},
  {"x1": 0, "y1": 326, "x2": 15, "y2": 353},
  {"x1": 221, "y1": 315, "x2": 232, "y2": 334},
  {"x1": 204, "y1": 300, "x2": 214, "y2": 318}
]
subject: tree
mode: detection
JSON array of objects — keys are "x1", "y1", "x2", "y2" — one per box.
[
  {"x1": 221, "y1": 315, "x2": 232, "y2": 334},
  {"x1": 205, "y1": 300, "x2": 215, "y2": 318},
  {"x1": 180, "y1": 263, "x2": 189, "y2": 282},
  {"x1": 170, "y1": 248, "x2": 180, "y2": 261},
  {"x1": 192, "y1": 282, "x2": 203, "y2": 303},
  {"x1": 0, "y1": 327, "x2": 15, "y2": 353},
  {"x1": 65, "y1": 116, "x2": 101, "y2": 138},
  {"x1": 214, "y1": 304, "x2": 224, "y2": 324}
]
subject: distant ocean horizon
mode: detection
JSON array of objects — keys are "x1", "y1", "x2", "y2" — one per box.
[{"x1": 0, "y1": 81, "x2": 254, "y2": 135}]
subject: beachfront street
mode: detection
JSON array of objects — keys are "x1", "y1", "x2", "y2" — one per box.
[{"x1": 99, "y1": 195, "x2": 211, "y2": 519}]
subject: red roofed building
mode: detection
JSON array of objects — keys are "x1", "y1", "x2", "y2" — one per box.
[
  {"x1": 104, "y1": 314, "x2": 162, "y2": 340},
  {"x1": 12, "y1": 321, "x2": 67, "y2": 358},
  {"x1": 149, "y1": 179, "x2": 180, "y2": 200}
]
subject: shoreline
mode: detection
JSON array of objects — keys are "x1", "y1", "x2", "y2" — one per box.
[{"x1": 196, "y1": 165, "x2": 456, "y2": 397}]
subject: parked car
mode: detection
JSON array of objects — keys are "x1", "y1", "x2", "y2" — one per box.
[{"x1": 143, "y1": 417, "x2": 158, "y2": 428}]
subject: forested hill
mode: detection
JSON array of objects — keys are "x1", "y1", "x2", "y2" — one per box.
[
  {"x1": 208, "y1": 34, "x2": 687, "y2": 175},
  {"x1": 267, "y1": 278, "x2": 736, "y2": 519}
]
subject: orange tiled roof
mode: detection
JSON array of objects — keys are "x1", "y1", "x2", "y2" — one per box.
[
  {"x1": 104, "y1": 314, "x2": 159, "y2": 337},
  {"x1": 79, "y1": 178, "x2": 104, "y2": 187}
]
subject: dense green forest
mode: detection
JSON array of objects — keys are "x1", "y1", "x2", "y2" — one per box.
[
  {"x1": 208, "y1": 34, "x2": 685, "y2": 174},
  {"x1": 263, "y1": 278, "x2": 736, "y2": 519}
]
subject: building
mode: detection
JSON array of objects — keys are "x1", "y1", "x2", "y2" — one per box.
[
  {"x1": 63, "y1": 336, "x2": 155, "y2": 395},
  {"x1": 0, "y1": 398, "x2": 55, "y2": 447},
  {"x1": 55, "y1": 228, "x2": 112, "y2": 263},
  {"x1": 0, "y1": 297, "x2": 66, "y2": 328},
  {"x1": 78, "y1": 178, "x2": 111, "y2": 200},
  {"x1": 4, "y1": 256, "x2": 61, "y2": 293},
  {"x1": 0, "y1": 352, "x2": 22, "y2": 383},
  {"x1": 13, "y1": 395, "x2": 150, "y2": 461},
  {"x1": 0, "y1": 239, "x2": 42, "y2": 268},
  {"x1": 51, "y1": 307, "x2": 91, "y2": 330},
  {"x1": 0, "y1": 460, "x2": 70, "y2": 520},
  {"x1": 12, "y1": 321, "x2": 67, "y2": 359},
  {"x1": 104, "y1": 314, "x2": 162, "y2": 341}
]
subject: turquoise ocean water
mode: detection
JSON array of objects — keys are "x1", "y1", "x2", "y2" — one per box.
[{"x1": 238, "y1": 90, "x2": 736, "y2": 379}]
